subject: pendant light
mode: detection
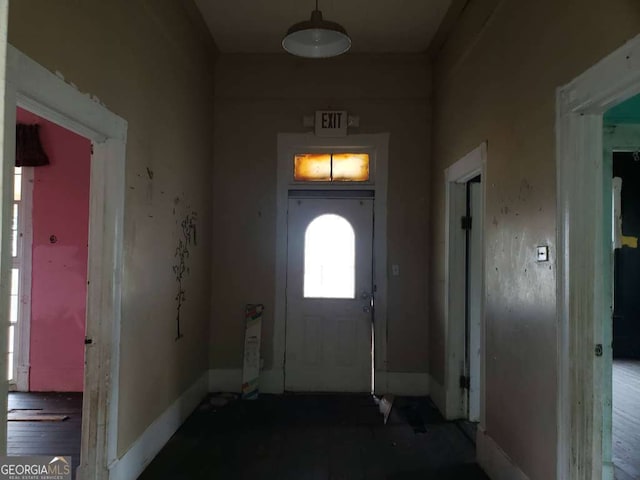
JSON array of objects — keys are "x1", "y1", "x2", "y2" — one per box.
[{"x1": 282, "y1": 0, "x2": 351, "y2": 58}]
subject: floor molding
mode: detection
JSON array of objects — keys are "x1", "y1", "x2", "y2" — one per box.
[
  {"x1": 209, "y1": 368, "x2": 242, "y2": 393},
  {"x1": 209, "y1": 369, "x2": 430, "y2": 396},
  {"x1": 477, "y1": 428, "x2": 529, "y2": 480},
  {"x1": 108, "y1": 371, "x2": 208, "y2": 480}
]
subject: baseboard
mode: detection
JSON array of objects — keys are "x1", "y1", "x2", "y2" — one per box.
[
  {"x1": 209, "y1": 368, "x2": 284, "y2": 394},
  {"x1": 476, "y1": 429, "x2": 529, "y2": 480},
  {"x1": 108, "y1": 371, "x2": 208, "y2": 480},
  {"x1": 383, "y1": 372, "x2": 430, "y2": 396},
  {"x1": 429, "y1": 377, "x2": 446, "y2": 415},
  {"x1": 209, "y1": 369, "x2": 429, "y2": 396},
  {"x1": 209, "y1": 368, "x2": 242, "y2": 392}
]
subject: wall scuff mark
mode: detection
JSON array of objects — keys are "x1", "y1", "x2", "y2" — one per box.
[{"x1": 173, "y1": 210, "x2": 197, "y2": 340}]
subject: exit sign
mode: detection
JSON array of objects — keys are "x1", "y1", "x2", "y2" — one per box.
[{"x1": 315, "y1": 110, "x2": 348, "y2": 137}]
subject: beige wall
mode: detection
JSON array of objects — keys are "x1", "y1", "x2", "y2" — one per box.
[
  {"x1": 429, "y1": 0, "x2": 640, "y2": 479},
  {"x1": 211, "y1": 54, "x2": 431, "y2": 374},
  {"x1": 9, "y1": 0, "x2": 216, "y2": 456}
]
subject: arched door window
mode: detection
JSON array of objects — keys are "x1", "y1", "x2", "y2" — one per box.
[{"x1": 304, "y1": 214, "x2": 355, "y2": 298}]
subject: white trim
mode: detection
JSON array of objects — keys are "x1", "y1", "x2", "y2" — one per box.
[
  {"x1": 442, "y1": 143, "x2": 486, "y2": 423},
  {"x1": 6, "y1": 45, "x2": 128, "y2": 480},
  {"x1": 476, "y1": 429, "x2": 529, "y2": 480},
  {"x1": 275, "y1": 133, "x2": 389, "y2": 393},
  {"x1": 381, "y1": 372, "x2": 430, "y2": 396},
  {"x1": 15, "y1": 167, "x2": 34, "y2": 392},
  {"x1": 556, "y1": 33, "x2": 640, "y2": 480},
  {"x1": 209, "y1": 368, "x2": 242, "y2": 393},
  {"x1": 445, "y1": 147, "x2": 485, "y2": 183},
  {"x1": 107, "y1": 372, "x2": 208, "y2": 480},
  {"x1": 0, "y1": 1, "x2": 11, "y2": 452}
]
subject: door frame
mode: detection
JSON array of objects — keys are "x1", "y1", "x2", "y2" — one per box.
[
  {"x1": 273, "y1": 133, "x2": 389, "y2": 394},
  {"x1": 13, "y1": 165, "x2": 34, "y2": 392},
  {"x1": 556, "y1": 34, "x2": 640, "y2": 480},
  {"x1": 442, "y1": 143, "x2": 486, "y2": 423},
  {"x1": 4, "y1": 45, "x2": 127, "y2": 479}
]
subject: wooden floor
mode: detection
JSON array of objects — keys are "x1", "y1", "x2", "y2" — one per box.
[
  {"x1": 7, "y1": 392, "x2": 82, "y2": 479},
  {"x1": 613, "y1": 360, "x2": 640, "y2": 480},
  {"x1": 141, "y1": 394, "x2": 489, "y2": 480}
]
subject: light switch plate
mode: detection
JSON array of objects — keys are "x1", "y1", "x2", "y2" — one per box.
[
  {"x1": 391, "y1": 264, "x2": 400, "y2": 276},
  {"x1": 536, "y1": 246, "x2": 549, "y2": 262}
]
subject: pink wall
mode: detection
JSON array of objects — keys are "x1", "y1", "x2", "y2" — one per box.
[{"x1": 17, "y1": 107, "x2": 91, "y2": 392}]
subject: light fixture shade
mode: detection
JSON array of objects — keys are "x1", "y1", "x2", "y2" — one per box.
[{"x1": 282, "y1": 10, "x2": 351, "y2": 58}]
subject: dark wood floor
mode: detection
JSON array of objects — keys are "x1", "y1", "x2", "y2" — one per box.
[
  {"x1": 141, "y1": 394, "x2": 489, "y2": 480},
  {"x1": 7, "y1": 392, "x2": 82, "y2": 479},
  {"x1": 613, "y1": 360, "x2": 640, "y2": 480}
]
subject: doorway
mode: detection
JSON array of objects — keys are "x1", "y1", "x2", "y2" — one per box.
[
  {"x1": 556, "y1": 34, "x2": 640, "y2": 480},
  {"x1": 10, "y1": 107, "x2": 90, "y2": 394},
  {"x1": 465, "y1": 176, "x2": 482, "y2": 422},
  {"x1": 285, "y1": 196, "x2": 374, "y2": 392},
  {"x1": 607, "y1": 113, "x2": 640, "y2": 480},
  {"x1": 3, "y1": 46, "x2": 127, "y2": 480},
  {"x1": 442, "y1": 143, "x2": 485, "y2": 424},
  {"x1": 6, "y1": 107, "x2": 90, "y2": 476},
  {"x1": 273, "y1": 133, "x2": 389, "y2": 395}
]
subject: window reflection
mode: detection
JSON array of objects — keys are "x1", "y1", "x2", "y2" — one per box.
[{"x1": 304, "y1": 214, "x2": 355, "y2": 299}]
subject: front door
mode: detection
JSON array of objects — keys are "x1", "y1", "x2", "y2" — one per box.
[{"x1": 285, "y1": 197, "x2": 373, "y2": 392}]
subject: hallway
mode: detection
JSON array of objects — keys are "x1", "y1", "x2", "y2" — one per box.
[
  {"x1": 140, "y1": 394, "x2": 488, "y2": 479},
  {"x1": 613, "y1": 360, "x2": 640, "y2": 480}
]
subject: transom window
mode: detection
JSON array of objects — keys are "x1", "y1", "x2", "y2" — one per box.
[
  {"x1": 294, "y1": 153, "x2": 370, "y2": 182},
  {"x1": 304, "y1": 214, "x2": 355, "y2": 299}
]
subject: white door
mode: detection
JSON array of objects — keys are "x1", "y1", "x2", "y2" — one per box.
[
  {"x1": 285, "y1": 197, "x2": 373, "y2": 392},
  {"x1": 468, "y1": 181, "x2": 482, "y2": 422}
]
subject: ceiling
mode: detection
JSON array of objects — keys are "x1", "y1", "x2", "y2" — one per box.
[{"x1": 194, "y1": 0, "x2": 453, "y2": 54}]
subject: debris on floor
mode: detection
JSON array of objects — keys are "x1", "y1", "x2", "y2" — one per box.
[
  {"x1": 200, "y1": 393, "x2": 238, "y2": 411},
  {"x1": 139, "y1": 394, "x2": 489, "y2": 480},
  {"x1": 374, "y1": 394, "x2": 395, "y2": 424},
  {"x1": 8, "y1": 410, "x2": 69, "y2": 422}
]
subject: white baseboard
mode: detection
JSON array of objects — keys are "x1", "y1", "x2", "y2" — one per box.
[
  {"x1": 429, "y1": 377, "x2": 446, "y2": 415},
  {"x1": 477, "y1": 429, "x2": 529, "y2": 480},
  {"x1": 209, "y1": 368, "x2": 242, "y2": 392},
  {"x1": 108, "y1": 371, "x2": 208, "y2": 480},
  {"x1": 209, "y1": 368, "x2": 283, "y2": 394},
  {"x1": 379, "y1": 372, "x2": 430, "y2": 396},
  {"x1": 209, "y1": 369, "x2": 429, "y2": 396}
]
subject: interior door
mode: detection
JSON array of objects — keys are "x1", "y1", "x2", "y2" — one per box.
[
  {"x1": 285, "y1": 197, "x2": 373, "y2": 392},
  {"x1": 467, "y1": 179, "x2": 482, "y2": 422}
]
